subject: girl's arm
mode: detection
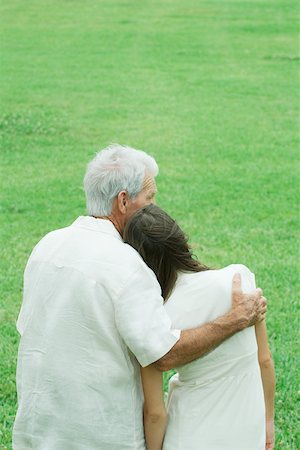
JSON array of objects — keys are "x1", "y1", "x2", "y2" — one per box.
[
  {"x1": 255, "y1": 320, "x2": 276, "y2": 450},
  {"x1": 140, "y1": 364, "x2": 168, "y2": 450}
]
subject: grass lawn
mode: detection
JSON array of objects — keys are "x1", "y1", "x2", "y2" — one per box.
[{"x1": 0, "y1": 0, "x2": 299, "y2": 448}]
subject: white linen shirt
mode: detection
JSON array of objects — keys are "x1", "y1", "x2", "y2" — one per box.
[{"x1": 13, "y1": 216, "x2": 180, "y2": 450}]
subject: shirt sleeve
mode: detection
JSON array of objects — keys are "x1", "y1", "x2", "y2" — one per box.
[{"x1": 113, "y1": 264, "x2": 181, "y2": 367}]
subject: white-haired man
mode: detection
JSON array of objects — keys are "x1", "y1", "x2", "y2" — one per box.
[{"x1": 13, "y1": 144, "x2": 266, "y2": 450}]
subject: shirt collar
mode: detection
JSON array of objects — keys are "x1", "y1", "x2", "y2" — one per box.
[{"x1": 71, "y1": 216, "x2": 123, "y2": 241}]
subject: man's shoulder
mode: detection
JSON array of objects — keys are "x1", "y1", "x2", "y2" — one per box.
[
  {"x1": 39, "y1": 219, "x2": 79, "y2": 242},
  {"x1": 28, "y1": 224, "x2": 71, "y2": 255},
  {"x1": 27, "y1": 219, "x2": 152, "y2": 281}
]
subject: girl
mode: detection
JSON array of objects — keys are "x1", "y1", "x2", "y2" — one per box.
[{"x1": 123, "y1": 204, "x2": 275, "y2": 450}]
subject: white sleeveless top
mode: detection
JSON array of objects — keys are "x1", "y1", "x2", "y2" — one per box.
[{"x1": 163, "y1": 264, "x2": 265, "y2": 450}]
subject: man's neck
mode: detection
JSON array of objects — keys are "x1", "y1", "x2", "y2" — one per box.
[{"x1": 91, "y1": 214, "x2": 123, "y2": 236}]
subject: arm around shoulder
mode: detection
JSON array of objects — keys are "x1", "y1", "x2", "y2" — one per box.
[{"x1": 155, "y1": 273, "x2": 267, "y2": 371}]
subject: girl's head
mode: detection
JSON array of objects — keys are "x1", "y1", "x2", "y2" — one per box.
[{"x1": 123, "y1": 204, "x2": 209, "y2": 299}]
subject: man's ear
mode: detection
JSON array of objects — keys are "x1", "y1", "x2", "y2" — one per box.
[{"x1": 116, "y1": 191, "x2": 128, "y2": 214}]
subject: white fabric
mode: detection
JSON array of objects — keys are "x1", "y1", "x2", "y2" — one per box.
[
  {"x1": 13, "y1": 216, "x2": 180, "y2": 450},
  {"x1": 163, "y1": 264, "x2": 265, "y2": 450}
]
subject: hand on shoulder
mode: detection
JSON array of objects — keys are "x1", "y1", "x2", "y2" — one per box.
[{"x1": 231, "y1": 272, "x2": 267, "y2": 329}]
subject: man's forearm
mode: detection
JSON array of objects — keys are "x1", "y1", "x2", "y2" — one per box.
[{"x1": 155, "y1": 311, "x2": 245, "y2": 371}]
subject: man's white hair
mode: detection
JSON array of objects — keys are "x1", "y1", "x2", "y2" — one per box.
[{"x1": 84, "y1": 144, "x2": 159, "y2": 216}]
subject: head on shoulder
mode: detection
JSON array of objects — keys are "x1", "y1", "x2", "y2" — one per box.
[
  {"x1": 84, "y1": 144, "x2": 158, "y2": 233},
  {"x1": 123, "y1": 204, "x2": 209, "y2": 300}
]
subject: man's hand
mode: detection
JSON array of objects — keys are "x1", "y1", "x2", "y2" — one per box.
[
  {"x1": 231, "y1": 273, "x2": 267, "y2": 330},
  {"x1": 155, "y1": 272, "x2": 267, "y2": 371}
]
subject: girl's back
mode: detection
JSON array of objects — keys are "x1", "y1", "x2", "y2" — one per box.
[{"x1": 163, "y1": 264, "x2": 265, "y2": 450}]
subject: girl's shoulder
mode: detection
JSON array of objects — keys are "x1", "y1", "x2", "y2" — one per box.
[
  {"x1": 221, "y1": 264, "x2": 256, "y2": 292},
  {"x1": 223, "y1": 263, "x2": 253, "y2": 275}
]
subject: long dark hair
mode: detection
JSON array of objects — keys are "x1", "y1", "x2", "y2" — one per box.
[{"x1": 123, "y1": 204, "x2": 209, "y2": 300}]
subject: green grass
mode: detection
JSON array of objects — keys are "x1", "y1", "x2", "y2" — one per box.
[{"x1": 1, "y1": 1, "x2": 299, "y2": 448}]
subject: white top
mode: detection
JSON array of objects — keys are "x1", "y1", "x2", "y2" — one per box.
[
  {"x1": 13, "y1": 216, "x2": 180, "y2": 450},
  {"x1": 163, "y1": 265, "x2": 265, "y2": 450}
]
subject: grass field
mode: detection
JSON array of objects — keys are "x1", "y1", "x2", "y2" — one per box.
[{"x1": 0, "y1": 0, "x2": 299, "y2": 448}]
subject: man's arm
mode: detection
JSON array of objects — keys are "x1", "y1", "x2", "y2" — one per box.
[{"x1": 154, "y1": 273, "x2": 267, "y2": 371}]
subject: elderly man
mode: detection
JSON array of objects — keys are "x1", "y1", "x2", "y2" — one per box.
[{"x1": 13, "y1": 144, "x2": 266, "y2": 450}]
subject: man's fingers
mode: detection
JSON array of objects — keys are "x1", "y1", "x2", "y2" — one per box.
[
  {"x1": 258, "y1": 295, "x2": 267, "y2": 311},
  {"x1": 261, "y1": 296, "x2": 267, "y2": 308},
  {"x1": 259, "y1": 296, "x2": 267, "y2": 321},
  {"x1": 259, "y1": 312, "x2": 266, "y2": 322},
  {"x1": 256, "y1": 287, "x2": 263, "y2": 297},
  {"x1": 232, "y1": 273, "x2": 242, "y2": 291}
]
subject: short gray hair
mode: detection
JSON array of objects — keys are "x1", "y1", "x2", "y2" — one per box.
[{"x1": 84, "y1": 144, "x2": 159, "y2": 216}]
